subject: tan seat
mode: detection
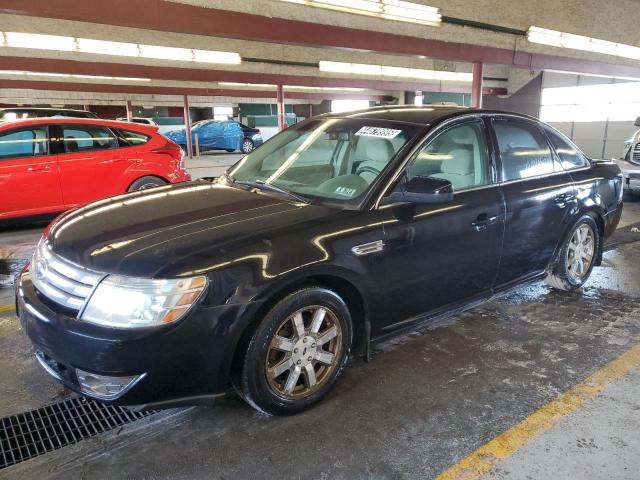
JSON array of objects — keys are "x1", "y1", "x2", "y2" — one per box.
[
  {"x1": 355, "y1": 138, "x2": 395, "y2": 184},
  {"x1": 432, "y1": 148, "x2": 475, "y2": 190}
]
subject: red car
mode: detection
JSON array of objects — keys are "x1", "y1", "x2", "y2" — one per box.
[{"x1": 0, "y1": 118, "x2": 191, "y2": 220}]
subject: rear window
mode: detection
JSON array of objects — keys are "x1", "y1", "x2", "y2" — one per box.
[
  {"x1": 545, "y1": 128, "x2": 588, "y2": 170},
  {"x1": 0, "y1": 127, "x2": 49, "y2": 159},
  {"x1": 120, "y1": 130, "x2": 151, "y2": 146}
]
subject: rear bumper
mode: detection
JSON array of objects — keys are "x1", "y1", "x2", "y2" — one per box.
[{"x1": 16, "y1": 270, "x2": 249, "y2": 407}]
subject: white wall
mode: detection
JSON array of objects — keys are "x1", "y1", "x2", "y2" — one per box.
[{"x1": 541, "y1": 72, "x2": 639, "y2": 160}]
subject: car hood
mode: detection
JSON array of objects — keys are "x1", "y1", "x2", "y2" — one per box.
[{"x1": 48, "y1": 182, "x2": 333, "y2": 278}]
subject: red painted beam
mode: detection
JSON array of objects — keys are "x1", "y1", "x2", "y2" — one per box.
[
  {"x1": 0, "y1": 57, "x2": 506, "y2": 95},
  {"x1": 0, "y1": 79, "x2": 397, "y2": 101},
  {"x1": 2, "y1": 0, "x2": 640, "y2": 78},
  {"x1": 471, "y1": 62, "x2": 483, "y2": 108}
]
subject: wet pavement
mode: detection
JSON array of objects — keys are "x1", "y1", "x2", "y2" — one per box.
[{"x1": 1, "y1": 230, "x2": 639, "y2": 478}]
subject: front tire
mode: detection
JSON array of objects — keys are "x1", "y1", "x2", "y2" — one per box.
[
  {"x1": 546, "y1": 215, "x2": 599, "y2": 291},
  {"x1": 235, "y1": 287, "x2": 352, "y2": 415}
]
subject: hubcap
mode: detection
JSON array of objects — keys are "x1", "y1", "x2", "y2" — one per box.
[
  {"x1": 266, "y1": 305, "x2": 342, "y2": 399},
  {"x1": 566, "y1": 224, "x2": 595, "y2": 282},
  {"x1": 243, "y1": 140, "x2": 253, "y2": 152}
]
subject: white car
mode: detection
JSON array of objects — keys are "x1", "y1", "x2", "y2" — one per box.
[
  {"x1": 116, "y1": 117, "x2": 185, "y2": 136},
  {"x1": 618, "y1": 117, "x2": 640, "y2": 193}
]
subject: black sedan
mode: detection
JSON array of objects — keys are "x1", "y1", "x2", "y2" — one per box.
[{"x1": 16, "y1": 106, "x2": 623, "y2": 415}]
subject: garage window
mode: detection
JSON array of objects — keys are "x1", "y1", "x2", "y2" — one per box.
[
  {"x1": 0, "y1": 127, "x2": 48, "y2": 160},
  {"x1": 62, "y1": 125, "x2": 118, "y2": 153},
  {"x1": 493, "y1": 119, "x2": 558, "y2": 181}
]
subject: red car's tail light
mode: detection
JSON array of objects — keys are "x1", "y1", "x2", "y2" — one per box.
[{"x1": 152, "y1": 141, "x2": 184, "y2": 165}]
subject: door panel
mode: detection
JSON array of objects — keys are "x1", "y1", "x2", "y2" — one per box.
[
  {"x1": 379, "y1": 187, "x2": 504, "y2": 330},
  {"x1": 56, "y1": 124, "x2": 135, "y2": 207},
  {"x1": 490, "y1": 117, "x2": 576, "y2": 285},
  {"x1": 222, "y1": 122, "x2": 243, "y2": 150},
  {"x1": 0, "y1": 126, "x2": 63, "y2": 219}
]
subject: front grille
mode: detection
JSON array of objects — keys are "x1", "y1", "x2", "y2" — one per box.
[
  {"x1": 31, "y1": 242, "x2": 103, "y2": 311},
  {"x1": 0, "y1": 397, "x2": 156, "y2": 469},
  {"x1": 632, "y1": 142, "x2": 640, "y2": 164}
]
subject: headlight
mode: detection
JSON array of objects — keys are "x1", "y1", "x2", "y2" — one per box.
[{"x1": 81, "y1": 275, "x2": 207, "y2": 328}]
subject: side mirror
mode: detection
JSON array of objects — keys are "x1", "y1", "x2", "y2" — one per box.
[
  {"x1": 635, "y1": 117, "x2": 640, "y2": 127},
  {"x1": 388, "y1": 176, "x2": 454, "y2": 204}
]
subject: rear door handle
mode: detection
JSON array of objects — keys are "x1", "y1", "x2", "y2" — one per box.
[
  {"x1": 554, "y1": 193, "x2": 575, "y2": 206},
  {"x1": 472, "y1": 213, "x2": 499, "y2": 232}
]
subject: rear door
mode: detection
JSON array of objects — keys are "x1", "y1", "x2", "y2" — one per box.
[
  {"x1": 54, "y1": 124, "x2": 134, "y2": 208},
  {"x1": 490, "y1": 116, "x2": 576, "y2": 286},
  {"x1": 0, "y1": 125, "x2": 63, "y2": 219},
  {"x1": 222, "y1": 122, "x2": 244, "y2": 150}
]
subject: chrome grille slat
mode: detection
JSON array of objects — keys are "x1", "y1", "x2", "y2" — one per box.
[
  {"x1": 632, "y1": 143, "x2": 640, "y2": 164},
  {"x1": 31, "y1": 242, "x2": 103, "y2": 312}
]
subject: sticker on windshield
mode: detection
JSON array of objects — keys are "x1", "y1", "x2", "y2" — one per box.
[
  {"x1": 334, "y1": 186, "x2": 356, "y2": 197},
  {"x1": 355, "y1": 126, "x2": 402, "y2": 139}
]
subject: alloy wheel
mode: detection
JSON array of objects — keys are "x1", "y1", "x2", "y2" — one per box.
[
  {"x1": 265, "y1": 305, "x2": 342, "y2": 399},
  {"x1": 242, "y1": 139, "x2": 254, "y2": 153},
  {"x1": 566, "y1": 224, "x2": 595, "y2": 281}
]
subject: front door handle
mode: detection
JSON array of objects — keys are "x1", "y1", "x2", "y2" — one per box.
[{"x1": 472, "y1": 213, "x2": 499, "y2": 232}]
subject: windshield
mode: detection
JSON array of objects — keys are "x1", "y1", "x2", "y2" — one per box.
[{"x1": 226, "y1": 118, "x2": 419, "y2": 204}]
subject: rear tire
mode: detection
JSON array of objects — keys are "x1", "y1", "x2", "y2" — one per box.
[
  {"x1": 241, "y1": 139, "x2": 254, "y2": 154},
  {"x1": 234, "y1": 287, "x2": 352, "y2": 416},
  {"x1": 127, "y1": 176, "x2": 167, "y2": 192},
  {"x1": 546, "y1": 215, "x2": 599, "y2": 291}
]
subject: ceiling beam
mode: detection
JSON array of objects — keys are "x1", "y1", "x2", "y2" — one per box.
[
  {"x1": 0, "y1": 79, "x2": 394, "y2": 101},
  {"x1": 2, "y1": 0, "x2": 640, "y2": 78},
  {"x1": 0, "y1": 56, "x2": 507, "y2": 95}
]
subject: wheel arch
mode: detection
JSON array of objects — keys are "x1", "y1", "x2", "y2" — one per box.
[{"x1": 228, "y1": 273, "x2": 369, "y2": 385}]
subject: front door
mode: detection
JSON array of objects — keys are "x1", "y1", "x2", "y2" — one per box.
[
  {"x1": 489, "y1": 116, "x2": 576, "y2": 286},
  {"x1": 0, "y1": 125, "x2": 63, "y2": 219},
  {"x1": 377, "y1": 118, "x2": 504, "y2": 332}
]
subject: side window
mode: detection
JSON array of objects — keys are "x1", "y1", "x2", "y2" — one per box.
[
  {"x1": 120, "y1": 130, "x2": 150, "y2": 146},
  {"x1": 493, "y1": 119, "x2": 557, "y2": 181},
  {"x1": 0, "y1": 127, "x2": 48, "y2": 160},
  {"x1": 545, "y1": 128, "x2": 588, "y2": 170},
  {"x1": 406, "y1": 120, "x2": 490, "y2": 191},
  {"x1": 62, "y1": 125, "x2": 118, "y2": 153}
]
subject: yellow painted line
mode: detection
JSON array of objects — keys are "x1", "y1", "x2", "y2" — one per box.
[
  {"x1": 435, "y1": 343, "x2": 640, "y2": 480},
  {"x1": 0, "y1": 304, "x2": 15, "y2": 313}
]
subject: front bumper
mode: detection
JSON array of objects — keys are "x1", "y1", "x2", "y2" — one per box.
[
  {"x1": 16, "y1": 270, "x2": 248, "y2": 407},
  {"x1": 615, "y1": 158, "x2": 640, "y2": 191}
]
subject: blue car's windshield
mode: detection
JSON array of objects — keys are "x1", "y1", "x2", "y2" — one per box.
[{"x1": 226, "y1": 118, "x2": 419, "y2": 204}]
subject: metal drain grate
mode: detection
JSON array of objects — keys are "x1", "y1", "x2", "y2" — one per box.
[{"x1": 0, "y1": 396, "x2": 156, "y2": 469}]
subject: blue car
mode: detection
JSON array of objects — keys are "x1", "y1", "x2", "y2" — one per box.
[{"x1": 166, "y1": 120, "x2": 263, "y2": 154}]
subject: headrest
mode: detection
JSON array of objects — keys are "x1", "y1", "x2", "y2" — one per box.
[
  {"x1": 65, "y1": 137, "x2": 79, "y2": 152},
  {"x1": 447, "y1": 125, "x2": 475, "y2": 143},
  {"x1": 364, "y1": 138, "x2": 395, "y2": 165},
  {"x1": 442, "y1": 149, "x2": 474, "y2": 175}
]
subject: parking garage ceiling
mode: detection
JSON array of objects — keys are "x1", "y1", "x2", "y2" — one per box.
[{"x1": 0, "y1": 0, "x2": 638, "y2": 105}]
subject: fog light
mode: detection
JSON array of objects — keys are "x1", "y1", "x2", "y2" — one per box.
[{"x1": 76, "y1": 369, "x2": 144, "y2": 400}]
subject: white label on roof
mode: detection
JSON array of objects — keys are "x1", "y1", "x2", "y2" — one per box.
[{"x1": 355, "y1": 126, "x2": 402, "y2": 139}]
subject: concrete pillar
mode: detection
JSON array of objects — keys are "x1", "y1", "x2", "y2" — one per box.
[
  {"x1": 183, "y1": 95, "x2": 193, "y2": 159},
  {"x1": 471, "y1": 62, "x2": 483, "y2": 109},
  {"x1": 125, "y1": 100, "x2": 133, "y2": 121},
  {"x1": 277, "y1": 85, "x2": 286, "y2": 131}
]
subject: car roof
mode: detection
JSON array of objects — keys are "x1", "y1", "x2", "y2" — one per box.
[
  {"x1": 322, "y1": 105, "x2": 537, "y2": 126},
  {"x1": 0, "y1": 117, "x2": 159, "y2": 133}
]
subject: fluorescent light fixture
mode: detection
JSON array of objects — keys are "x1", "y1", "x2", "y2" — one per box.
[
  {"x1": 331, "y1": 99, "x2": 370, "y2": 113},
  {"x1": 139, "y1": 44, "x2": 193, "y2": 61},
  {"x1": 0, "y1": 70, "x2": 151, "y2": 82},
  {"x1": 1, "y1": 32, "x2": 242, "y2": 65},
  {"x1": 527, "y1": 26, "x2": 640, "y2": 60},
  {"x1": 217, "y1": 82, "x2": 366, "y2": 92},
  {"x1": 218, "y1": 82, "x2": 277, "y2": 88},
  {"x1": 193, "y1": 49, "x2": 241, "y2": 64},
  {"x1": 319, "y1": 61, "x2": 473, "y2": 82},
  {"x1": 280, "y1": 0, "x2": 441, "y2": 26},
  {"x1": 77, "y1": 38, "x2": 139, "y2": 57},
  {"x1": 5, "y1": 32, "x2": 76, "y2": 51}
]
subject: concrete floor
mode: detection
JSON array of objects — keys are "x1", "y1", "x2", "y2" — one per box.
[{"x1": 0, "y1": 197, "x2": 639, "y2": 479}]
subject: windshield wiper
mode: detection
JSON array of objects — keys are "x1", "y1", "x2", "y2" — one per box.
[{"x1": 234, "y1": 179, "x2": 310, "y2": 204}]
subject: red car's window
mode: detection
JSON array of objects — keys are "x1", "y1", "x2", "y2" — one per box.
[
  {"x1": 120, "y1": 130, "x2": 150, "y2": 146},
  {"x1": 62, "y1": 125, "x2": 118, "y2": 153},
  {"x1": 0, "y1": 127, "x2": 49, "y2": 160}
]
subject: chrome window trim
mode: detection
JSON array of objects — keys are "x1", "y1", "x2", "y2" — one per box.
[{"x1": 373, "y1": 114, "x2": 492, "y2": 209}]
